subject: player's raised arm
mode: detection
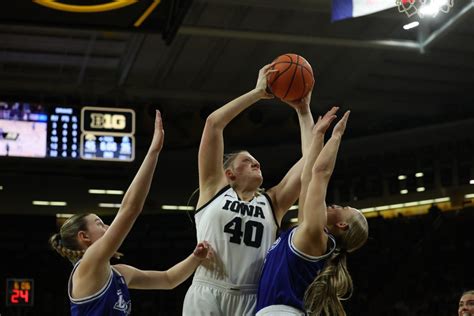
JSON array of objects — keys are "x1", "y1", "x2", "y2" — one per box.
[
  {"x1": 197, "y1": 64, "x2": 275, "y2": 208},
  {"x1": 293, "y1": 111, "x2": 349, "y2": 257}
]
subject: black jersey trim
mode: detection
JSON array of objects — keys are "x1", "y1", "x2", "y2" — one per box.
[
  {"x1": 195, "y1": 185, "x2": 231, "y2": 215},
  {"x1": 262, "y1": 191, "x2": 280, "y2": 230}
]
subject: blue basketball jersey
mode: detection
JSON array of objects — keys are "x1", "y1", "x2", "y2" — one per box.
[
  {"x1": 68, "y1": 261, "x2": 131, "y2": 316},
  {"x1": 256, "y1": 226, "x2": 336, "y2": 314}
]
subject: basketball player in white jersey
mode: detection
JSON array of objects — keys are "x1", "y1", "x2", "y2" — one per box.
[{"x1": 182, "y1": 64, "x2": 315, "y2": 315}]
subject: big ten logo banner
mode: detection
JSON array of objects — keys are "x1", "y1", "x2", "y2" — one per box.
[{"x1": 81, "y1": 107, "x2": 135, "y2": 135}]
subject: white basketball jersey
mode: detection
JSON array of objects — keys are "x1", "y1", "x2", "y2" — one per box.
[{"x1": 194, "y1": 185, "x2": 278, "y2": 286}]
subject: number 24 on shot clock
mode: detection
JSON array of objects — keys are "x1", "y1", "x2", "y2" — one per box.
[{"x1": 6, "y1": 278, "x2": 34, "y2": 306}]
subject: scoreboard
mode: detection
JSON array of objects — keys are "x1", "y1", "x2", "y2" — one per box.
[
  {"x1": 81, "y1": 107, "x2": 135, "y2": 161},
  {"x1": 0, "y1": 101, "x2": 135, "y2": 161}
]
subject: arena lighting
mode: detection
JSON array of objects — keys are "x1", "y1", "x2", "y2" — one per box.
[
  {"x1": 390, "y1": 203, "x2": 405, "y2": 209},
  {"x1": 360, "y1": 196, "x2": 450, "y2": 213},
  {"x1": 56, "y1": 213, "x2": 74, "y2": 218},
  {"x1": 401, "y1": 189, "x2": 408, "y2": 194},
  {"x1": 106, "y1": 190, "x2": 124, "y2": 195},
  {"x1": 418, "y1": 0, "x2": 450, "y2": 15},
  {"x1": 161, "y1": 205, "x2": 195, "y2": 211},
  {"x1": 32, "y1": 200, "x2": 67, "y2": 206},
  {"x1": 0, "y1": 185, "x2": 3, "y2": 190},
  {"x1": 89, "y1": 189, "x2": 106, "y2": 194},
  {"x1": 465, "y1": 193, "x2": 474, "y2": 199},
  {"x1": 88, "y1": 189, "x2": 124, "y2": 195},
  {"x1": 98, "y1": 203, "x2": 121, "y2": 208},
  {"x1": 470, "y1": 180, "x2": 474, "y2": 184},
  {"x1": 398, "y1": 175, "x2": 407, "y2": 180},
  {"x1": 415, "y1": 172, "x2": 424, "y2": 178},
  {"x1": 289, "y1": 205, "x2": 299, "y2": 210},
  {"x1": 416, "y1": 187, "x2": 426, "y2": 192},
  {"x1": 403, "y1": 21, "x2": 420, "y2": 30}
]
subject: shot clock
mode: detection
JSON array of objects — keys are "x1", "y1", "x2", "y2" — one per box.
[{"x1": 6, "y1": 278, "x2": 34, "y2": 306}]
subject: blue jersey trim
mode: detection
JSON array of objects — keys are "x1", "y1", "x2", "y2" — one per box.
[
  {"x1": 288, "y1": 228, "x2": 336, "y2": 262},
  {"x1": 68, "y1": 260, "x2": 114, "y2": 304}
]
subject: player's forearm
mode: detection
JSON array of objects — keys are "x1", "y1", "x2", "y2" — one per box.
[
  {"x1": 312, "y1": 135, "x2": 342, "y2": 180},
  {"x1": 301, "y1": 132, "x2": 324, "y2": 185},
  {"x1": 207, "y1": 89, "x2": 263, "y2": 130},
  {"x1": 296, "y1": 108, "x2": 314, "y2": 155},
  {"x1": 163, "y1": 254, "x2": 201, "y2": 289},
  {"x1": 120, "y1": 149, "x2": 160, "y2": 214}
]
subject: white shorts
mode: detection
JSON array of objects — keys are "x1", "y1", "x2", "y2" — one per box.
[
  {"x1": 256, "y1": 305, "x2": 305, "y2": 316},
  {"x1": 182, "y1": 277, "x2": 257, "y2": 316}
]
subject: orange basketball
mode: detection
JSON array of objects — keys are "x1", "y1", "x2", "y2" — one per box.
[{"x1": 267, "y1": 54, "x2": 314, "y2": 102}]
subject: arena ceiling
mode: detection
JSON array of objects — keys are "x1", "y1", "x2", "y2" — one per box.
[{"x1": 0, "y1": 0, "x2": 473, "y2": 216}]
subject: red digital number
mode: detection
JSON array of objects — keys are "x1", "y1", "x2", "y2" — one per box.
[
  {"x1": 10, "y1": 289, "x2": 20, "y2": 304},
  {"x1": 20, "y1": 289, "x2": 29, "y2": 303},
  {"x1": 10, "y1": 289, "x2": 29, "y2": 304}
]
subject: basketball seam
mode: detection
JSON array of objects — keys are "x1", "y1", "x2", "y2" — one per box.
[
  {"x1": 272, "y1": 61, "x2": 312, "y2": 73},
  {"x1": 269, "y1": 57, "x2": 293, "y2": 87},
  {"x1": 301, "y1": 64, "x2": 313, "y2": 76},
  {"x1": 283, "y1": 55, "x2": 299, "y2": 100},
  {"x1": 300, "y1": 65, "x2": 306, "y2": 101}
]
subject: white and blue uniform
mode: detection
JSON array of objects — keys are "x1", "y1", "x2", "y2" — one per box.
[
  {"x1": 183, "y1": 185, "x2": 279, "y2": 316},
  {"x1": 69, "y1": 261, "x2": 131, "y2": 316},
  {"x1": 256, "y1": 226, "x2": 336, "y2": 315}
]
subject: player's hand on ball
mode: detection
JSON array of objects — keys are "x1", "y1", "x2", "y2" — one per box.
[
  {"x1": 255, "y1": 63, "x2": 277, "y2": 99},
  {"x1": 284, "y1": 88, "x2": 313, "y2": 113}
]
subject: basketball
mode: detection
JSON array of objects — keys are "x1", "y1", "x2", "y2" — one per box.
[{"x1": 267, "y1": 53, "x2": 314, "y2": 102}]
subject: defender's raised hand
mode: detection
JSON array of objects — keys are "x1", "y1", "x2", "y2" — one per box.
[
  {"x1": 332, "y1": 110, "x2": 350, "y2": 138},
  {"x1": 150, "y1": 110, "x2": 164, "y2": 152},
  {"x1": 313, "y1": 106, "x2": 339, "y2": 135}
]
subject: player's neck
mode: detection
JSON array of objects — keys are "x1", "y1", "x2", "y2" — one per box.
[{"x1": 233, "y1": 187, "x2": 257, "y2": 202}]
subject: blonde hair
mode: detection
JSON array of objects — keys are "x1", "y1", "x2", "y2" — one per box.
[
  {"x1": 462, "y1": 290, "x2": 474, "y2": 296},
  {"x1": 49, "y1": 213, "x2": 90, "y2": 264},
  {"x1": 304, "y1": 210, "x2": 368, "y2": 315},
  {"x1": 223, "y1": 151, "x2": 246, "y2": 170},
  {"x1": 49, "y1": 213, "x2": 122, "y2": 264}
]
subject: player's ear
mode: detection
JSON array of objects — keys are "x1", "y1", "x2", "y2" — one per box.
[
  {"x1": 225, "y1": 169, "x2": 236, "y2": 181},
  {"x1": 336, "y1": 222, "x2": 349, "y2": 231},
  {"x1": 77, "y1": 230, "x2": 91, "y2": 243}
]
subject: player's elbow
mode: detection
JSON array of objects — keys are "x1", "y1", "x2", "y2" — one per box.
[
  {"x1": 205, "y1": 114, "x2": 224, "y2": 130},
  {"x1": 312, "y1": 164, "x2": 332, "y2": 180}
]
